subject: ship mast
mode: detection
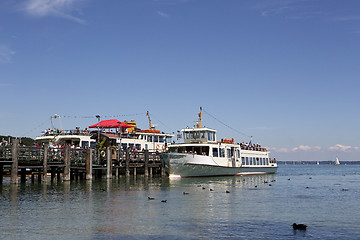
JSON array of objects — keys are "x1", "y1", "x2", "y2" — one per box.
[{"x1": 196, "y1": 107, "x2": 202, "y2": 128}]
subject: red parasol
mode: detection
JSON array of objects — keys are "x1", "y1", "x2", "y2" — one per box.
[{"x1": 89, "y1": 119, "x2": 132, "y2": 129}]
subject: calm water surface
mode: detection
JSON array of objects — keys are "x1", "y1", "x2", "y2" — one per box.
[{"x1": 1, "y1": 164, "x2": 360, "y2": 239}]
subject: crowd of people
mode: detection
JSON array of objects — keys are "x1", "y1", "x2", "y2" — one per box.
[{"x1": 239, "y1": 142, "x2": 267, "y2": 152}]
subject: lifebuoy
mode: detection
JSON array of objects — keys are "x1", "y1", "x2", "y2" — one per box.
[
  {"x1": 101, "y1": 150, "x2": 106, "y2": 157},
  {"x1": 162, "y1": 145, "x2": 166, "y2": 151},
  {"x1": 156, "y1": 144, "x2": 160, "y2": 150}
]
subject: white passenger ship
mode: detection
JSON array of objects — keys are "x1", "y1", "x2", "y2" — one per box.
[{"x1": 161, "y1": 108, "x2": 277, "y2": 178}]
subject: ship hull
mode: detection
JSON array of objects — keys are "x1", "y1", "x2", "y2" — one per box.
[{"x1": 161, "y1": 153, "x2": 277, "y2": 178}]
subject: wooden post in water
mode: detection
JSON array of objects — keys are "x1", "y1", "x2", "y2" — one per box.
[
  {"x1": 42, "y1": 144, "x2": 48, "y2": 183},
  {"x1": 125, "y1": 149, "x2": 130, "y2": 177},
  {"x1": 51, "y1": 167, "x2": 56, "y2": 183},
  {"x1": 85, "y1": 148, "x2": 93, "y2": 180},
  {"x1": 133, "y1": 167, "x2": 136, "y2": 176},
  {"x1": 10, "y1": 138, "x2": 19, "y2": 184},
  {"x1": 161, "y1": 162, "x2": 165, "y2": 177},
  {"x1": 38, "y1": 169, "x2": 41, "y2": 183},
  {"x1": 144, "y1": 150, "x2": 149, "y2": 177},
  {"x1": 63, "y1": 145, "x2": 71, "y2": 181},
  {"x1": 106, "y1": 148, "x2": 112, "y2": 179},
  {"x1": 0, "y1": 164, "x2": 3, "y2": 183},
  {"x1": 20, "y1": 168, "x2": 26, "y2": 183}
]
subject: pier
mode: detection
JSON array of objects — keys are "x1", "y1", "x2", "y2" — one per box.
[{"x1": 0, "y1": 139, "x2": 167, "y2": 184}]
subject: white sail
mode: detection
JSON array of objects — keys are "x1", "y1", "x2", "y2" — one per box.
[{"x1": 334, "y1": 157, "x2": 340, "y2": 165}]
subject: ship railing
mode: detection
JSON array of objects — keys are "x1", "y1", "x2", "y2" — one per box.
[{"x1": 39, "y1": 129, "x2": 92, "y2": 137}]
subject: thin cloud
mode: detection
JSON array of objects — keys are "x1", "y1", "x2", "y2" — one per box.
[
  {"x1": 328, "y1": 144, "x2": 360, "y2": 152},
  {"x1": 257, "y1": 0, "x2": 325, "y2": 20},
  {"x1": 157, "y1": 10, "x2": 169, "y2": 18},
  {"x1": 292, "y1": 145, "x2": 321, "y2": 152},
  {"x1": 332, "y1": 15, "x2": 360, "y2": 22},
  {"x1": 0, "y1": 45, "x2": 16, "y2": 64},
  {"x1": 22, "y1": 0, "x2": 86, "y2": 24},
  {"x1": 270, "y1": 145, "x2": 321, "y2": 153}
]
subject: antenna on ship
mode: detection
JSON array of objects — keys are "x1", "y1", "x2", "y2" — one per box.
[{"x1": 50, "y1": 114, "x2": 63, "y2": 130}]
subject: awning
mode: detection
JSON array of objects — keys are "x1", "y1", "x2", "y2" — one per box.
[{"x1": 89, "y1": 119, "x2": 132, "y2": 129}]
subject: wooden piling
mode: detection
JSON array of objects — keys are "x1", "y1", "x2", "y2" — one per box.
[
  {"x1": 106, "y1": 148, "x2": 112, "y2": 179},
  {"x1": 161, "y1": 164, "x2": 165, "y2": 177},
  {"x1": 115, "y1": 166, "x2": 119, "y2": 178},
  {"x1": 37, "y1": 170, "x2": 41, "y2": 183},
  {"x1": 10, "y1": 138, "x2": 19, "y2": 184},
  {"x1": 57, "y1": 170, "x2": 61, "y2": 182},
  {"x1": 42, "y1": 144, "x2": 48, "y2": 183},
  {"x1": 125, "y1": 149, "x2": 130, "y2": 177},
  {"x1": 0, "y1": 165, "x2": 3, "y2": 184},
  {"x1": 63, "y1": 145, "x2": 70, "y2": 181},
  {"x1": 21, "y1": 168, "x2": 26, "y2": 183},
  {"x1": 133, "y1": 167, "x2": 137, "y2": 176},
  {"x1": 85, "y1": 148, "x2": 93, "y2": 180},
  {"x1": 144, "y1": 150, "x2": 149, "y2": 177},
  {"x1": 51, "y1": 167, "x2": 56, "y2": 183}
]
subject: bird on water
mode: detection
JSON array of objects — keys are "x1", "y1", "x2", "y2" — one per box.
[{"x1": 292, "y1": 223, "x2": 307, "y2": 230}]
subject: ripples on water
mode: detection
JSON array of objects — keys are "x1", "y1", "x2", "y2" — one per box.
[{"x1": 1, "y1": 164, "x2": 360, "y2": 239}]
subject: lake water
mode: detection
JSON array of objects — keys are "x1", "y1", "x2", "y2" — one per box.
[{"x1": 1, "y1": 164, "x2": 360, "y2": 239}]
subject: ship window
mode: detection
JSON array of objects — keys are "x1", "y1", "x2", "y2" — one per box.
[
  {"x1": 266, "y1": 158, "x2": 269, "y2": 165},
  {"x1": 129, "y1": 143, "x2": 134, "y2": 149},
  {"x1": 193, "y1": 132, "x2": 200, "y2": 139},
  {"x1": 242, "y1": 157, "x2": 245, "y2": 165},
  {"x1": 246, "y1": 157, "x2": 249, "y2": 165},
  {"x1": 154, "y1": 136, "x2": 159, "y2": 142},
  {"x1": 207, "y1": 132, "x2": 211, "y2": 140},
  {"x1": 250, "y1": 157, "x2": 253, "y2": 165},
  {"x1": 220, "y1": 148, "x2": 225, "y2": 158},
  {"x1": 201, "y1": 132, "x2": 205, "y2": 139},
  {"x1": 81, "y1": 141, "x2": 89, "y2": 148},
  {"x1": 121, "y1": 143, "x2": 127, "y2": 150},
  {"x1": 90, "y1": 142, "x2": 97, "y2": 149},
  {"x1": 227, "y1": 149, "x2": 231, "y2": 158},
  {"x1": 136, "y1": 144, "x2": 141, "y2": 150},
  {"x1": 212, "y1": 148, "x2": 218, "y2": 157},
  {"x1": 148, "y1": 136, "x2": 153, "y2": 142},
  {"x1": 237, "y1": 150, "x2": 240, "y2": 158}
]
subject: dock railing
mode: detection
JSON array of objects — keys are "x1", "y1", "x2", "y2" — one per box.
[{"x1": 0, "y1": 139, "x2": 166, "y2": 184}]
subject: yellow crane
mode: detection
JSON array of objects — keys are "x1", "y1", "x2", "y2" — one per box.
[{"x1": 146, "y1": 111, "x2": 152, "y2": 130}]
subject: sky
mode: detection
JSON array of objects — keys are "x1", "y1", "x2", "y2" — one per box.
[{"x1": 1, "y1": 0, "x2": 360, "y2": 161}]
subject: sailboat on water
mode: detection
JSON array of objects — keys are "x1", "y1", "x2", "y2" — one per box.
[{"x1": 334, "y1": 156, "x2": 340, "y2": 166}]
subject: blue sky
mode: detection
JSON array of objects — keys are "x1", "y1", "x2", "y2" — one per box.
[{"x1": 1, "y1": 0, "x2": 360, "y2": 160}]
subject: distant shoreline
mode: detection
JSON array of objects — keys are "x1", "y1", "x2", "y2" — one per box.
[{"x1": 278, "y1": 160, "x2": 360, "y2": 165}]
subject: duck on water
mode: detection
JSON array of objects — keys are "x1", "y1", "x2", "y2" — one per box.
[{"x1": 161, "y1": 108, "x2": 277, "y2": 178}]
